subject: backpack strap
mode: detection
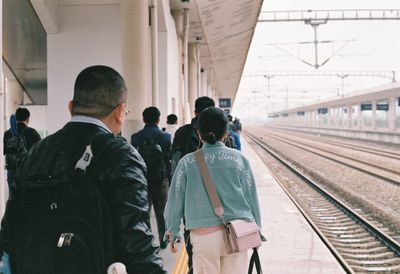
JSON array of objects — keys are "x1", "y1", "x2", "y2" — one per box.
[
  {"x1": 75, "y1": 132, "x2": 114, "y2": 173},
  {"x1": 75, "y1": 145, "x2": 93, "y2": 172}
]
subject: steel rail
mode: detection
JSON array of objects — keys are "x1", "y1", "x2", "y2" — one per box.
[
  {"x1": 257, "y1": 129, "x2": 400, "y2": 186},
  {"x1": 266, "y1": 128, "x2": 400, "y2": 161},
  {"x1": 246, "y1": 132, "x2": 400, "y2": 273}
]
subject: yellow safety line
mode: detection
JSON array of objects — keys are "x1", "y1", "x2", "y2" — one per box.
[{"x1": 172, "y1": 247, "x2": 189, "y2": 274}]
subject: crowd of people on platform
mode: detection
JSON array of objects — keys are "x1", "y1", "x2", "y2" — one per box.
[{"x1": 0, "y1": 65, "x2": 260, "y2": 274}]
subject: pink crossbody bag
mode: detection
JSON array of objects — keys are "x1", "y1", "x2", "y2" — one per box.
[{"x1": 195, "y1": 150, "x2": 262, "y2": 254}]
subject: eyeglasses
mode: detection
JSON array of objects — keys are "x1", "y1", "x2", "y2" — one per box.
[
  {"x1": 112, "y1": 102, "x2": 130, "y2": 116},
  {"x1": 121, "y1": 103, "x2": 130, "y2": 116}
]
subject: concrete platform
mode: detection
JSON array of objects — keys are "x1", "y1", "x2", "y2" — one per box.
[{"x1": 153, "y1": 137, "x2": 346, "y2": 273}]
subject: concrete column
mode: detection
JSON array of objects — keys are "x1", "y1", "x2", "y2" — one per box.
[
  {"x1": 327, "y1": 109, "x2": 332, "y2": 128},
  {"x1": 6, "y1": 79, "x2": 24, "y2": 116},
  {"x1": 358, "y1": 103, "x2": 363, "y2": 129},
  {"x1": 188, "y1": 43, "x2": 198, "y2": 116},
  {"x1": 371, "y1": 100, "x2": 376, "y2": 129},
  {"x1": 172, "y1": 10, "x2": 184, "y2": 125},
  {"x1": 121, "y1": 0, "x2": 150, "y2": 138},
  {"x1": 389, "y1": 97, "x2": 396, "y2": 130},
  {"x1": 346, "y1": 105, "x2": 352, "y2": 128}
]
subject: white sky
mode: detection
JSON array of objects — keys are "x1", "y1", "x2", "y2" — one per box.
[{"x1": 233, "y1": 0, "x2": 400, "y2": 121}]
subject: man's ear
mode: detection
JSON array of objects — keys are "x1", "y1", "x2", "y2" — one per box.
[
  {"x1": 114, "y1": 104, "x2": 125, "y2": 124},
  {"x1": 68, "y1": 100, "x2": 74, "y2": 115}
]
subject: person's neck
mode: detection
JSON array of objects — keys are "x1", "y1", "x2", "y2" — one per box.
[{"x1": 17, "y1": 121, "x2": 27, "y2": 126}]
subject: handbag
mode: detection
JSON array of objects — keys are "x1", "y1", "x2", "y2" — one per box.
[{"x1": 194, "y1": 150, "x2": 262, "y2": 254}]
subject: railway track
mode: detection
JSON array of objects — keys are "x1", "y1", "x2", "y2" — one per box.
[
  {"x1": 255, "y1": 128, "x2": 400, "y2": 186},
  {"x1": 267, "y1": 127, "x2": 400, "y2": 161},
  {"x1": 246, "y1": 133, "x2": 400, "y2": 273}
]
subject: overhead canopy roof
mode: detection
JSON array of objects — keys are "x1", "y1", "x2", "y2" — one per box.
[
  {"x1": 170, "y1": 0, "x2": 263, "y2": 101},
  {"x1": 27, "y1": 0, "x2": 263, "y2": 105}
]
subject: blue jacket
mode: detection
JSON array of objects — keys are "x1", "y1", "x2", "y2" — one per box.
[
  {"x1": 229, "y1": 129, "x2": 241, "y2": 151},
  {"x1": 131, "y1": 125, "x2": 172, "y2": 179}
]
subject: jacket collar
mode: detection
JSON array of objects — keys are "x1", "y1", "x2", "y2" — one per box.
[
  {"x1": 70, "y1": 115, "x2": 112, "y2": 133},
  {"x1": 202, "y1": 141, "x2": 225, "y2": 148}
]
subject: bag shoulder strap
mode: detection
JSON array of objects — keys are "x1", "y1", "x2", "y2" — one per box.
[
  {"x1": 194, "y1": 150, "x2": 224, "y2": 218},
  {"x1": 248, "y1": 249, "x2": 263, "y2": 274}
]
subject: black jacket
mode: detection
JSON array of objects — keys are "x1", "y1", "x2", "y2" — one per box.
[
  {"x1": 0, "y1": 122, "x2": 166, "y2": 274},
  {"x1": 3, "y1": 123, "x2": 41, "y2": 165},
  {"x1": 171, "y1": 117, "x2": 202, "y2": 157}
]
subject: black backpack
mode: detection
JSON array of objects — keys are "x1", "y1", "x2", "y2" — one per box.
[
  {"x1": 138, "y1": 133, "x2": 166, "y2": 184},
  {"x1": 5, "y1": 130, "x2": 28, "y2": 170},
  {"x1": 171, "y1": 125, "x2": 200, "y2": 174},
  {"x1": 6, "y1": 138, "x2": 114, "y2": 274}
]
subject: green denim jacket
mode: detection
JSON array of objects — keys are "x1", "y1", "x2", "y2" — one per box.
[{"x1": 164, "y1": 142, "x2": 261, "y2": 241}]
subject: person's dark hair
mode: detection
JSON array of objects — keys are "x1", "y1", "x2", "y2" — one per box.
[
  {"x1": 16, "y1": 107, "x2": 30, "y2": 122},
  {"x1": 142, "y1": 106, "x2": 161, "y2": 125},
  {"x1": 195, "y1": 96, "x2": 215, "y2": 114},
  {"x1": 198, "y1": 107, "x2": 227, "y2": 145},
  {"x1": 227, "y1": 114, "x2": 233, "y2": 122},
  {"x1": 72, "y1": 65, "x2": 127, "y2": 118},
  {"x1": 167, "y1": 114, "x2": 178, "y2": 124}
]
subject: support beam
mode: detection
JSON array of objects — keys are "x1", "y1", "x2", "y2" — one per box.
[
  {"x1": 30, "y1": 0, "x2": 58, "y2": 33},
  {"x1": 259, "y1": 9, "x2": 400, "y2": 23}
]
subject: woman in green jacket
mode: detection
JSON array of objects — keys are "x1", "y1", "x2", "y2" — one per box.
[{"x1": 164, "y1": 107, "x2": 261, "y2": 274}]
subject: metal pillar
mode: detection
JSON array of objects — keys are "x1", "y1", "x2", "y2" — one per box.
[
  {"x1": 172, "y1": 10, "x2": 184, "y2": 125},
  {"x1": 188, "y1": 43, "x2": 198, "y2": 116},
  {"x1": 150, "y1": 0, "x2": 158, "y2": 106},
  {"x1": 182, "y1": 9, "x2": 190, "y2": 123}
]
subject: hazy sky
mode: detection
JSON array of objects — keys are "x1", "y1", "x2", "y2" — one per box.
[{"x1": 233, "y1": 0, "x2": 400, "y2": 120}]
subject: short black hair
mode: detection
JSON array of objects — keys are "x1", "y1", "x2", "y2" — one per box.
[
  {"x1": 72, "y1": 65, "x2": 127, "y2": 118},
  {"x1": 227, "y1": 114, "x2": 233, "y2": 122},
  {"x1": 195, "y1": 96, "x2": 215, "y2": 114},
  {"x1": 167, "y1": 114, "x2": 178, "y2": 124},
  {"x1": 142, "y1": 106, "x2": 161, "y2": 125},
  {"x1": 16, "y1": 107, "x2": 30, "y2": 122},
  {"x1": 198, "y1": 107, "x2": 228, "y2": 144}
]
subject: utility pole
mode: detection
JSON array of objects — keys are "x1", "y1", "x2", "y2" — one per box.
[
  {"x1": 258, "y1": 9, "x2": 400, "y2": 69},
  {"x1": 264, "y1": 75, "x2": 275, "y2": 98}
]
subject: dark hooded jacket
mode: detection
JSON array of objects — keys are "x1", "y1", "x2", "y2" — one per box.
[{"x1": 0, "y1": 122, "x2": 166, "y2": 274}]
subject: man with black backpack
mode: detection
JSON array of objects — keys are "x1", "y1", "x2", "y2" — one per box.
[
  {"x1": 0, "y1": 66, "x2": 166, "y2": 274},
  {"x1": 131, "y1": 106, "x2": 171, "y2": 250},
  {"x1": 3, "y1": 107, "x2": 41, "y2": 191},
  {"x1": 170, "y1": 96, "x2": 215, "y2": 274}
]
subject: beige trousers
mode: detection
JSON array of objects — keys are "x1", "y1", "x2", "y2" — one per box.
[{"x1": 190, "y1": 229, "x2": 248, "y2": 274}]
